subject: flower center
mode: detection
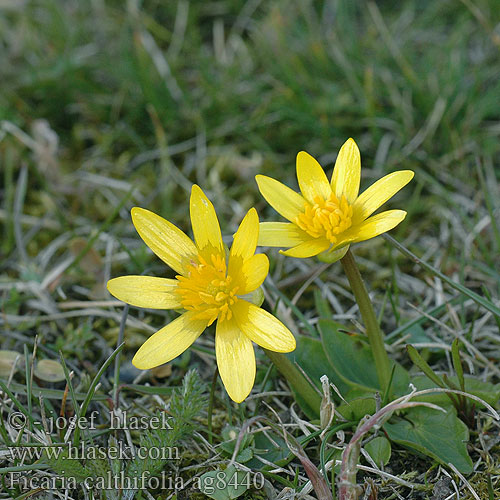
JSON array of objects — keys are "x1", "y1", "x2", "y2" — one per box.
[
  {"x1": 176, "y1": 253, "x2": 239, "y2": 325},
  {"x1": 295, "y1": 193, "x2": 353, "y2": 244}
]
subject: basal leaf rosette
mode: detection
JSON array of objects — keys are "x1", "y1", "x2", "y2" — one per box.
[
  {"x1": 256, "y1": 138, "x2": 414, "y2": 262},
  {"x1": 107, "y1": 185, "x2": 296, "y2": 403}
]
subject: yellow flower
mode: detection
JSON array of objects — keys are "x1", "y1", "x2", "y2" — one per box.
[
  {"x1": 107, "y1": 185, "x2": 296, "y2": 403},
  {"x1": 256, "y1": 138, "x2": 414, "y2": 261}
]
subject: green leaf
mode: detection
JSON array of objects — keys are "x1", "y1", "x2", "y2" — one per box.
[
  {"x1": 0, "y1": 351, "x2": 21, "y2": 377},
  {"x1": 318, "y1": 319, "x2": 409, "y2": 395},
  {"x1": 286, "y1": 335, "x2": 350, "y2": 418},
  {"x1": 43, "y1": 447, "x2": 92, "y2": 481},
  {"x1": 406, "y1": 345, "x2": 446, "y2": 389},
  {"x1": 412, "y1": 375, "x2": 500, "y2": 408},
  {"x1": 219, "y1": 426, "x2": 254, "y2": 463},
  {"x1": 319, "y1": 319, "x2": 377, "y2": 390},
  {"x1": 365, "y1": 436, "x2": 391, "y2": 466},
  {"x1": 246, "y1": 431, "x2": 291, "y2": 470},
  {"x1": 314, "y1": 288, "x2": 333, "y2": 320},
  {"x1": 233, "y1": 448, "x2": 253, "y2": 463},
  {"x1": 198, "y1": 465, "x2": 249, "y2": 500},
  {"x1": 384, "y1": 406, "x2": 473, "y2": 474},
  {"x1": 35, "y1": 359, "x2": 66, "y2": 382},
  {"x1": 451, "y1": 339, "x2": 465, "y2": 391},
  {"x1": 336, "y1": 394, "x2": 376, "y2": 421}
]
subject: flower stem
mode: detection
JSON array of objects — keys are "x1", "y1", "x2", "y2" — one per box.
[
  {"x1": 113, "y1": 304, "x2": 129, "y2": 408},
  {"x1": 207, "y1": 367, "x2": 218, "y2": 445},
  {"x1": 264, "y1": 349, "x2": 321, "y2": 412},
  {"x1": 340, "y1": 249, "x2": 391, "y2": 391}
]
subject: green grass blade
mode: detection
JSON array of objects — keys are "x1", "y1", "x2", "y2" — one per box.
[
  {"x1": 406, "y1": 345, "x2": 445, "y2": 389},
  {"x1": 384, "y1": 234, "x2": 500, "y2": 318},
  {"x1": 451, "y1": 339, "x2": 465, "y2": 392}
]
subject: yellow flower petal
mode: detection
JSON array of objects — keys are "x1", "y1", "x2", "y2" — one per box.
[
  {"x1": 353, "y1": 170, "x2": 414, "y2": 223},
  {"x1": 233, "y1": 300, "x2": 295, "y2": 353},
  {"x1": 296, "y1": 151, "x2": 332, "y2": 203},
  {"x1": 255, "y1": 175, "x2": 305, "y2": 222},
  {"x1": 132, "y1": 312, "x2": 207, "y2": 369},
  {"x1": 131, "y1": 207, "x2": 197, "y2": 275},
  {"x1": 348, "y1": 210, "x2": 407, "y2": 243},
  {"x1": 280, "y1": 238, "x2": 330, "y2": 258},
  {"x1": 258, "y1": 222, "x2": 309, "y2": 247},
  {"x1": 228, "y1": 208, "x2": 259, "y2": 276},
  {"x1": 190, "y1": 185, "x2": 224, "y2": 257},
  {"x1": 216, "y1": 316, "x2": 255, "y2": 403},
  {"x1": 331, "y1": 138, "x2": 361, "y2": 203},
  {"x1": 107, "y1": 276, "x2": 181, "y2": 309},
  {"x1": 233, "y1": 253, "x2": 269, "y2": 295}
]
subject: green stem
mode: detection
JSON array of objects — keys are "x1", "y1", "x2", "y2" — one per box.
[
  {"x1": 264, "y1": 350, "x2": 321, "y2": 413},
  {"x1": 207, "y1": 367, "x2": 218, "y2": 445},
  {"x1": 113, "y1": 304, "x2": 129, "y2": 408},
  {"x1": 340, "y1": 250, "x2": 391, "y2": 391}
]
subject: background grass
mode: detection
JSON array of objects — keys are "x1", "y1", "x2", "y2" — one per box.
[{"x1": 1, "y1": 0, "x2": 499, "y2": 498}]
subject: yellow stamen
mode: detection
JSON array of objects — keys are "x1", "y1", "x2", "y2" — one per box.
[
  {"x1": 295, "y1": 193, "x2": 353, "y2": 244},
  {"x1": 176, "y1": 253, "x2": 239, "y2": 325}
]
